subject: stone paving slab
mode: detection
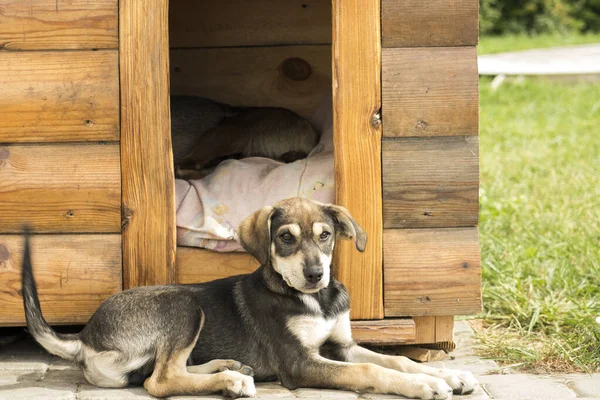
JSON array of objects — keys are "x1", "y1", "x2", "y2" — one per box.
[{"x1": 478, "y1": 374, "x2": 577, "y2": 400}]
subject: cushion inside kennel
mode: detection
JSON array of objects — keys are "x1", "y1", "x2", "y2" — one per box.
[{"x1": 175, "y1": 96, "x2": 334, "y2": 252}]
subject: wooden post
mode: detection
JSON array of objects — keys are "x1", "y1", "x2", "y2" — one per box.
[
  {"x1": 119, "y1": 0, "x2": 176, "y2": 288},
  {"x1": 332, "y1": 0, "x2": 384, "y2": 319}
]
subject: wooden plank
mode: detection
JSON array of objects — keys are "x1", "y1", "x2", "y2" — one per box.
[
  {"x1": 332, "y1": 0, "x2": 383, "y2": 320},
  {"x1": 382, "y1": 0, "x2": 478, "y2": 47},
  {"x1": 0, "y1": 50, "x2": 119, "y2": 143},
  {"x1": 382, "y1": 47, "x2": 479, "y2": 137},
  {"x1": 0, "y1": 144, "x2": 121, "y2": 233},
  {"x1": 351, "y1": 319, "x2": 415, "y2": 344},
  {"x1": 0, "y1": 0, "x2": 117, "y2": 51},
  {"x1": 382, "y1": 136, "x2": 479, "y2": 228},
  {"x1": 170, "y1": 46, "x2": 331, "y2": 119},
  {"x1": 120, "y1": 0, "x2": 176, "y2": 288},
  {"x1": 175, "y1": 247, "x2": 260, "y2": 284},
  {"x1": 0, "y1": 234, "x2": 121, "y2": 326},
  {"x1": 435, "y1": 316, "x2": 455, "y2": 343},
  {"x1": 384, "y1": 228, "x2": 482, "y2": 317},
  {"x1": 412, "y1": 316, "x2": 436, "y2": 343},
  {"x1": 169, "y1": 0, "x2": 330, "y2": 48}
]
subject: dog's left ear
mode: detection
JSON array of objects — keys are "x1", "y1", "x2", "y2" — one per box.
[
  {"x1": 323, "y1": 204, "x2": 367, "y2": 252},
  {"x1": 235, "y1": 206, "x2": 275, "y2": 265}
]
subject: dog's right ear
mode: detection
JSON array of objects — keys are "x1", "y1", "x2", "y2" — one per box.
[{"x1": 235, "y1": 206, "x2": 274, "y2": 265}]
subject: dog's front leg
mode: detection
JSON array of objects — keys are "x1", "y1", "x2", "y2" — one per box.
[
  {"x1": 281, "y1": 355, "x2": 453, "y2": 400},
  {"x1": 343, "y1": 345, "x2": 478, "y2": 395}
]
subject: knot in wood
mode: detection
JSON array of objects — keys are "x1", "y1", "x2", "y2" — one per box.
[
  {"x1": 0, "y1": 147, "x2": 9, "y2": 160},
  {"x1": 415, "y1": 120, "x2": 428, "y2": 129},
  {"x1": 281, "y1": 57, "x2": 312, "y2": 81},
  {"x1": 371, "y1": 110, "x2": 382, "y2": 129},
  {"x1": 0, "y1": 244, "x2": 9, "y2": 262}
]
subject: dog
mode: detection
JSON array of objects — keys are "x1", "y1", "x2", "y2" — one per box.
[
  {"x1": 171, "y1": 96, "x2": 320, "y2": 180},
  {"x1": 21, "y1": 198, "x2": 478, "y2": 399}
]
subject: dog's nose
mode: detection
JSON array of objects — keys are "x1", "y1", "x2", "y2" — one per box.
[{"x1": 303, "y1": 266, "x2": 323, "y2": 284}]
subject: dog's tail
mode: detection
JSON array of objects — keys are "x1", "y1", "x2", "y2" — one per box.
[{"x1": 21, "y1": 226, "x2": 82, "y2": 361}]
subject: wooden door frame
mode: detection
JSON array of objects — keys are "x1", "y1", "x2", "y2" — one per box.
[
  {"x1": 120, "y1": 0, "x2": 176, "y2": 289},
  {"x1": 332, "y1": 0, "x2": 384, "y2": 320}
]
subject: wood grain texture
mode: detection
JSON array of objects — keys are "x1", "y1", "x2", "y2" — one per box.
[
  {"x1": 120, "y1": 0, "x2": 176, "y2": 288},
  {"x1": 0, "y1": 51, "x2": 119, "y2": 143},
  {"x1": 0, "y1": 0, "x2": 118, "y2": 50},
  {"x1": 170, "y1": 46, "x2": 331, "y2": 119},
  {"x1": 332, "y1": 0, "x2": 383, "y2": 320},
  {"x1": 382, "y1": 136, "x2": 479, "y2": 228},
  {"x1": 412, "y1": 317, "x2": 436, "y2": 343},
  {"x1": 0, "y1": 144, "x2": 121, "y2": 233},
  {"x1": 0, "y1": 234, "x2": 121, "y2": 326},
  {"x1": 175, "y1": 247, "x2": 260, "y2": 284},
  {"x1": 382, "y1": 47, "x2": 479, "y2": 137},
  {"x1": 435, "y1": 316, "x2": 455, "y2": 343},
  {"x1": 169, "y1": 0, "x2": 330, "y2": 48},
  {"x1": 351, "y1": 319, "x2": 415, "y2": 344},
  {"x1": 384, "y1": 228, "x2": 482, "y2": 316},
  {"x1": 382, "y1": 0, "x2": 478, "y2": 47}
]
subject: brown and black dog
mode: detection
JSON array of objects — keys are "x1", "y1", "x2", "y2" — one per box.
[{"x1": 21, "y1": 198, "x2": 478, "y2": 399}]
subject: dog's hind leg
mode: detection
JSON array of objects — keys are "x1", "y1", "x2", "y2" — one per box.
[{"x1": 187, "y1": 360, "x2": 254, "y2": 376}]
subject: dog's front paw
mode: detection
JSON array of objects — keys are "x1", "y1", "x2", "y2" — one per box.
[
  {"x1": 403, "y1": 374, "x2": 453, "y2": 400},
  {"x1": 220, "y1": 370, "x2": 256, "y2": 398},
  {"x1": 437, "y1": 369, "x2": 478, "y2": 395}
]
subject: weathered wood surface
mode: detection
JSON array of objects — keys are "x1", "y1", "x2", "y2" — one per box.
[
  {"x1": 0, "y1": 234, "x2": 122, "y2": 325},
  {"x1": 0, "y1": 50, "x2": 119, "y2": 143},
  {"x1": 351, "y1": 319, "x2": 415, "y2": 344},
  {"x1": 176, "y1": 247, "x2": 260, "y2": 284},
  {"x1": 384, "y1": 228, "x2": 482, "y2": 316},
  {"x1": 382, "y1": 0, "x2": 478, "y2": 47},
  {"x1": 0, "y1": 0, "x2": 118, "y2": 50},
  {"x1": 170, "y1": 0, "x2": 330, "y2": 48},
  {"x1": 382, "y1": 136, "x2": 479, "y2": 228},
  {"x1": 120, "y1": 0, "x2": 176, "y2": 289},
  {"x1": 382, "y1": 47, "x2": 479, "y2": 137},
  {"x1": 0, "y1": 144, "x2": 121, "y2": 233},
  {"x1": 435, "y1": 316, "x2": 455, "y2": 343},
  {"x1": 170, "y1": 46, "x2": 331, "y2": 119},
  {"x1": 332, "y1": 0, "x2": 383, "y2": 320}
]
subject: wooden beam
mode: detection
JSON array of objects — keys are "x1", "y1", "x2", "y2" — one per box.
[
  {"x1": 352, "y1": 319, "x2": 415, "y2": 344},
  {"x1": 332, "y1": 0, "x2": 383, "y2": 320},
  {"x1": 0, "y1": 0, "x2": 118, "y2": 51},
  {"x1": 169, "y1": 0, "x2": 331, "y2": 48},
  {"x1": 0, "y1": 234, "x2": 121, "y2": 326},
  {"x1": 0, "y1": 144, "x2": 121, "y2": 233},
  {"x1": 383, "y1": 136, "x2": 479, "y2": 228},
  {"x1": 0, "y1": 51, "x2": 119, "y2": 143},
  {"x1": 175, "y1": 247, "x2": 259, "y2": 284},
  {"x1": 384, "y1": 228, "x2": 482, "y2": 316},
  {"x1": 382, "y1": 47, "x2": 479, "y2": 138},
  {"x1": 170, "y1": 45, "x2": 331, "y2": 119},
  {"x1": 120, "y1": 0, "x2": 175, "y2": 288},
  {"x1": 382, "y1": 0, "x2": 479, "y2": 47}
]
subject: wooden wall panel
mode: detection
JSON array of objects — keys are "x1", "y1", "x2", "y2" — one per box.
[
  {"x1": 170, "y1": 46, "x2": 331, "y2": 119},
  {"x1": 120, "y1": 0, "x2": 176, "y2": 288},
  {"x1": 0, "y1": 0, "x2": 118, "y2": 51},
  {"x1": 0, "y1": 234, "x2": 122, "y2": 325},
  {"x1": 176, "y1": 247, "x2": 259, "y2": 284},
  {"x1": 384, "y1": 228, "x2": 482, "y2": 316},
  {"x1": 169, "y1": 0, "x2": 330, "y2": 48},
  {"x1": 0, "y1": 144, "x2": 121, "y2": 233},
  {"x1": 382, "y1": 136, "x2": 479, "y2": 228},
  {"x1": 0, "y1": 51, "x2": 119, "y2": 143},
  {"x1": 382, "y1": 0, "x2": 479, "y2": 47},
  {"x1": 351, "y1": 319, "x2": 415, "y2": 344},
  {"x1": 332, "y1": 0, "x2": 383, "y2": 319},
  {"x1": 382, "y1": 47, "x2": 478, "y2": 137}
]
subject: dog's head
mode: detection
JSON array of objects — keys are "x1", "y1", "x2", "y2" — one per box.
[{"x1": 236, "y1": 198, "x2": 366, "y2": 294}]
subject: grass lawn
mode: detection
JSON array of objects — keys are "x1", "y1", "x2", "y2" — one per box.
[
  {"x1": 478, "y1": 32, "x2": 600, "y2": 55},
  {"x1": 477, "y1": 74, "x2": 600, "y2": 372}
]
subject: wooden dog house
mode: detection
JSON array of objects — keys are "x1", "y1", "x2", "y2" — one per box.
[{"x1": 0, "y1": 0, "x2": 481, "y2": 346}]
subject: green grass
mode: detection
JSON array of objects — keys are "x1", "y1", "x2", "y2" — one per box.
[
  {"x1": 478, "y1": 32, "x2": 600, "y2": 55},
  {"x1": 477, "y1": 76, "x2": 600, "y2": 373}
]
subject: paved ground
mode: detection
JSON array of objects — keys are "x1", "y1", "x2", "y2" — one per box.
[{"x1": 0, "y1": 321, "x2": 598, "y2": 399}]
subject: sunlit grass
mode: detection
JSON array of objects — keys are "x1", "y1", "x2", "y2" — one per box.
[{"x1": 478, "y1": 32, "x2": 600, "y2": 55}]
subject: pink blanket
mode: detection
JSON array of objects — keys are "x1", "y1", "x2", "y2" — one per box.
[{"x1": 175, "y1": 95, "x2": 334, "y2": 252}]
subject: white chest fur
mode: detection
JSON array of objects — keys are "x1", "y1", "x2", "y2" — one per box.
[{"x1": 286, "y1": 311, "x2": 353, "y2": 349}]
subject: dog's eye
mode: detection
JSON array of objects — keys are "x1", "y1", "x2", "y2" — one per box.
[
  {"x1": 280, "y1": 232, "x2": 293, "y2": 243},
  {"x1": 319, "y1": 231, "x2": 331, "y2": 241}
]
